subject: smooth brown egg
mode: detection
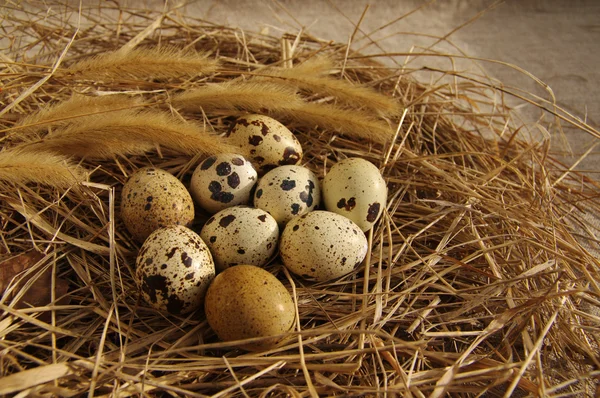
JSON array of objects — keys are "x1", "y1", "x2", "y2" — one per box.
[{"x1": 204, "y1": 265, "x2": 295, "y2": 351}]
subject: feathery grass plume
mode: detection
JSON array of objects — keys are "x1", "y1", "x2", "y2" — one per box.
[
  {"x1": 274, "y1": 102, "x2": 393, "y2": 144},
  {"x1": 14, "y1": 94, "x2": 142, "y2": 136},
  {"x1": 261, "y1": 58, "x2": 402, "y2": 117},
  {"x1": 61, "y1": 47, "x2": 218, "y2": 80},
  {"x1": 0, "y1": 148, "x2": 85, "y2": 187},
  {"x1": 24, "y1": 109, "x2": 238, "y2": 159},
  {"x1": 172, "y1": 80, "x2": 303, "y2": 114}
]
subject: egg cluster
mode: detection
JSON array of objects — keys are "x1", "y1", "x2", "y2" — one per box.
[{"x1": 121, "y1": 114, "x2": 387, "y2": 350}]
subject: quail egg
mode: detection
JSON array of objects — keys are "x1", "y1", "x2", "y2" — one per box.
[
  {"x1": 280, "y1": 211, "x2": 368, "y2": 282},
  {"x1": 322, "y1": 158, "x2": 387, "y2": 232},
  {"x1": 254, "y1": 165, "x2": 320, "y2": 226},
  {"x1": 190, "y1": 153, "x2": 257, "y2": 213},
  {"x1": 121, "y1": 167, "x2": 194, "y2": 242},
  {"x1": 226, "y1": 114, "x2": 302, "y2": 173},
  {"x1": 135, "y1": 225, "x2": 215, "y2": 314},
  {"x1": 200, "y1": 206, "x2": 279, "y2": 271},
  {"x1": 204, "y1": 264, "x2": 295, "y2": 351}
]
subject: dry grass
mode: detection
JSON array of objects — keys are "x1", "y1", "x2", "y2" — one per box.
[{"x1": 1, "y1": 1, "x2": 599, "y2": 397}]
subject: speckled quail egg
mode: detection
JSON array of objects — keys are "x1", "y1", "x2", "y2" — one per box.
[
  {"x1": 226, "y1": 114, "x2": 303, "y2": 174},
  {"x1": 253, "y1": 165, "x2": 320, "y2": 226},
  {"x1": 204, "y1": 265, "x2": 295, "y2": 351},
  {"x1": 322, "y1": 158, "x2": 387, "y2": 232},
  {"x1": 200, "y1": 206, "x2": 279, "y2": 271},
  {"x1": 121, "y1": 167, "x2": 194, "y2": 242},
  {"x1": 280, "y1": 211, "x2": 368, "y2": 282},
  {"x1": 190, "y1": 153, "x2": 257, "y2": 213},
  {"x1": 135, "y1": 225, "x2": 215, "y2": 315}
]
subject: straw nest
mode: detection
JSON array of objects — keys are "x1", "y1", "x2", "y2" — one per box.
[{"x1": 1, "y1": 2, "x2": 599, "y2": 397}]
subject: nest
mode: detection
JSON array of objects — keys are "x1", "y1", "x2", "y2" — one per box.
[{"x1": 1, "y1": 2, "x2": 599, "y2": 397}]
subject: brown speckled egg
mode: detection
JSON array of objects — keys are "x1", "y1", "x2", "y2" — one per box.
[
  {"x1": 322, "y1": 158, "x2": 387, "y2": 232},
  {"x1": 121, "y1": 167, "x2": 194, "y2": 242},
  {"x1": 280, "y1": 211, "x2": 368, "y2": 282},
  {"x1": 226, "y1": 114, "x2": 302, "y2": 174},
  {"x1": 135, "y1": 225, "x2": 215, "y2": 315},
  {"x1": 190, "y1": 153, "x2": 257, "y2": 214},
  {"x1": 204, "y1": 265, "x2": 295, "y2": 351},
  {"x1": 200, "y1": 206, "x2": 279, "y2": 272},
  {"x1": 253, "y1": 165, "x2": 320, "y2": 226}
]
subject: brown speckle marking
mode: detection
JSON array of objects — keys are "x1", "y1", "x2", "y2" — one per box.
[
  {"x1": 141, "y1": 274, "x2": 169, "y2": 304},
  {"x1": 280, "y1": 147, "x2": 301, "y2": 165},
  {"x1": 181, "y1": 252, "x2": 193, "y2": 267},
  {"x1": 201, "y1": 156, "x2": 216, "y2": 170},
  {"x1": 337, "y1": 197, "x2": 356, "y2": 211},
  {"x1": 219, "y1": 214, "x2": 236, "y2": 228},
  {"x1": 248, "y1": 135, "x2": 263, "y2": 146},
  {"x1": 280, "y1": 180, "x2": 296, "y2": 191},
  {"x1": 166, "y1": 294, "x2": 185, "y2": 314},
  {"x1": 299, "y1": 180, "x2": 315, "y2": 207},
  {"x1": 216, "y1": 162, "x2": 232, "y2": 176},
  {"x1": 367, "y1": 202, "x2": 381, "y2": 222},
  {"x1": 209, "y1": 181, "x2": 234, "y2": 203},
  {"x1": 166, "y1": 247, "x2": 177, "y2": 259},
  {"x1": 231, "y1": 157, "x2": 244, "y2": 166},
  {"x1": 208, "y1": 181, "x2": 222, "y2": 194},
  {"x1": 249, "y1": 119, "x2": 270, "y2": 136},
  {"x1": 227, "y1": 172, "x2": 240, "y2": 189}
]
